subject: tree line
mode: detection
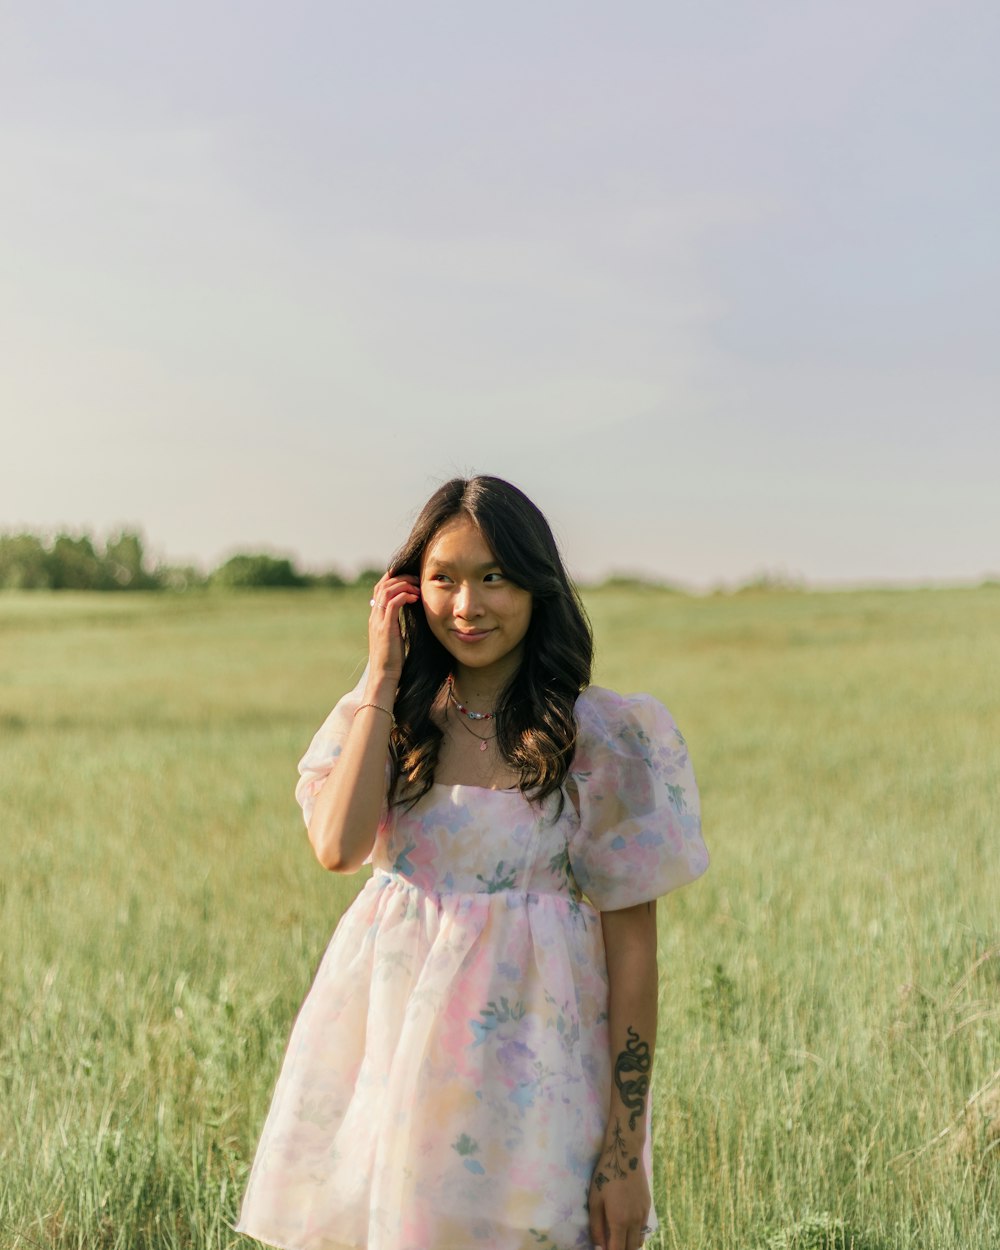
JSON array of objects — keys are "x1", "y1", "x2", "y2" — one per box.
[{"x1": 0, "y1": 529, "x2": 380, "y2": 591}]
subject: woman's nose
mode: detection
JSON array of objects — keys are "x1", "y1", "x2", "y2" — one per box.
[{"x1": 454, "y1": 583, "x2": 483, "y2": 618}]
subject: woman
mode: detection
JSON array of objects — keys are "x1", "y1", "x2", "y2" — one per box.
[{"x1": 235, "y1": 475, "x2": 708, "y2": 1250}]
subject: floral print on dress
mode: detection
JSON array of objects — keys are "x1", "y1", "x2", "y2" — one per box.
[{"x1": 235, "y1": 675, "x2": 707, "y2": 1250}]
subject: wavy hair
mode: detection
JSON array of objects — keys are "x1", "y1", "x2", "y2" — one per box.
[{"x1": 387, "y1": 476, "x2": 593, "y2": 812}]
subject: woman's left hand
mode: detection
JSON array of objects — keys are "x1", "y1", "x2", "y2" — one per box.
[{"x1": 587, "y1": 1151, "x2": 652, "y2": 1250}]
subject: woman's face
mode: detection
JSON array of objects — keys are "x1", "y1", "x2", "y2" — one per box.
[{"x1": 420, "y1": 515, "x2": 533, "y2": 679}]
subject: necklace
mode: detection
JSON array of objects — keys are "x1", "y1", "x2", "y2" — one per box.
[
  {"x1": 446, "y1": 674, "x2": 496, "y2": 722},
  {"x1": 450, "y1": 705, "x2": 497, "y2": 752}
]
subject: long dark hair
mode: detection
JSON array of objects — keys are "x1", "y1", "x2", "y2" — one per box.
[{"x1": 387, "y1": 476, "x2": 593, "y2": 811}]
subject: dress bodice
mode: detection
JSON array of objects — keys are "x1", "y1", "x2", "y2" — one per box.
[
  {"x1": 372, "y1": 783, "x2": 582, "y2": 901},
  {"x1": 296, "y1": 678, "x2": 708, "y2": 912}
]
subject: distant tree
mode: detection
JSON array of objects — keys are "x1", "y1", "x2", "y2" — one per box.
[
  {"x1": 0, "y1": 533, "x2": 52, "y2": 588},
  {"x1": 0, "y1": 527, "x2": 338, "y2": 592},
  {"x1": 157, "y1": 563, "x2": 209, "y2": 591},
  {"x1": 210, "y1": 553, "x2": 307, "y2": 588},
  {"x1": 49, "y1": 533, "x2": 108, "y2": 589},
  {"x1": 310, "y1": 568, "x2": 347, "y2": 588},
  {"x1": 104, "y1": 528, "x2": 159, "y2": 589}
]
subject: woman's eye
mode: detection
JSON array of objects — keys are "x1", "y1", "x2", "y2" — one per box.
[{"x1": 484, "y1": 572, "x2": 506, "y2": 583}]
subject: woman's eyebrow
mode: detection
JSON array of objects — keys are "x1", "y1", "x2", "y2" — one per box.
[{"x1": 424, "y1": 559, "x2": 502, "y2": 573}]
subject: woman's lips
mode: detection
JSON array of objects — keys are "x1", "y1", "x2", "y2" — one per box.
[{"x1": 452, "y1": 628, "x2": 493, "y2": 642}]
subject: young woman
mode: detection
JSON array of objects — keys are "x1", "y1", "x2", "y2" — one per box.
[{"x1": 235, "y1": 476, "x2": 708, "y2": 1250}]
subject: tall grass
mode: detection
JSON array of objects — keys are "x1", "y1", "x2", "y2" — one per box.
[{"x1": 1, "y1": 585, "x2": 997, "y2": 1249}]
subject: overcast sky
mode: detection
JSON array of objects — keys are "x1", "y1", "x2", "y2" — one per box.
[{"x1": 2, "y1": 1, "x2": 997, "y2": 588}]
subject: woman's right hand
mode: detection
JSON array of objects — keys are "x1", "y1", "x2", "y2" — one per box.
[{"x1": 367, "y1": 571, "x2": 420, "y2": 685}]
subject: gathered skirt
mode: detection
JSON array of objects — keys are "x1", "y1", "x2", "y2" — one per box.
[{"x1": 234, "y1": 871, "x2": 656, "y2": 1250}]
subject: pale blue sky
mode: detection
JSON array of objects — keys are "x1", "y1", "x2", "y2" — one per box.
[{"x1": 2, "y1": 1, "x2": 997, "y2": 588}]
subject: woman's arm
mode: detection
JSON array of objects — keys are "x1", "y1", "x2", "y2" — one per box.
[
  {"x1": 307, "y1": 573, "x2": 419, "y2": 872},
  {"x1": 588, "y1": 901, "x2": 659, "y2": 1250},
  {"x1": 307, "y1": 669, "x2": 397, "y2": 872}
]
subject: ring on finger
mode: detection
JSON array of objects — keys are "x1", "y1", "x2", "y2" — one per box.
[{"x1": 369, "y1": 598, "x2": 376, "y2": 607}]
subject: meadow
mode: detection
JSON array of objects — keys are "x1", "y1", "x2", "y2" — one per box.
[{"x1": 1, "y1": 584, "x2": 998, "y2": 1250}]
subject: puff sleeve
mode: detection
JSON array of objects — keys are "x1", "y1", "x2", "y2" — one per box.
[
  {"x1": 566, "y1": 686, "x2": 708, "y2": 911},
  {"x1": 294, "y1": 665, "x2": 392, "y2": 836}
]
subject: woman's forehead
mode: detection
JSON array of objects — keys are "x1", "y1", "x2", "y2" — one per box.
[{"x1": 422, "y1": 515, "x2": 496, "y2": 567}]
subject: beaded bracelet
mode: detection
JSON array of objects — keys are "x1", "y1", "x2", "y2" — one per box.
[{"x1": 354, "y1": 701, "x2": 395, "y2": 726}]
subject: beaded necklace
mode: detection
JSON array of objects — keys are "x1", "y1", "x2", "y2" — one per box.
[{"x1": 445, "y1": 673, "x2": 496, "y2": 722}]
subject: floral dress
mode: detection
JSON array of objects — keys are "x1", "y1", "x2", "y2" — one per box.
[{"x1": 234, "y1": 674, "x2": 708, "y2": 1250}]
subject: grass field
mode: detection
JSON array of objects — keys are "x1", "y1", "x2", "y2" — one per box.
[{"x1": 1, "y1": 584, "x2": 998, "y2": 1250}]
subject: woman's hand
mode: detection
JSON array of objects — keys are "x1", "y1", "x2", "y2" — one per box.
[
  {"x1": 587, "y1": 1123, "x2": 652, "y2": 1250},
  {"x1": 367, "y1": 572, "x2": 420, "y2": 685}
]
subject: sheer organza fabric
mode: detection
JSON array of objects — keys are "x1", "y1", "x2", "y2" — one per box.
[{"x1": 235, "y1": 676, "x2": 708, "y2": 1250}]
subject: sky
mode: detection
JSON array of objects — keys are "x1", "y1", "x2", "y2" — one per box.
[{"x1": 1, "y1": 0, "x2": 998, "y2": 590}]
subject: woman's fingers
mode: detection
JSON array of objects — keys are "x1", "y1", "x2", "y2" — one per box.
[
  {"x1": 384, "y1": 587, "x2": 419, "y2": 617},
  {"x1": 590, "y1": 1185, "x2": 650, "y2": 1245},
  {"x1": 365, "y1": 574, "x2": 420, "y2": 679},
  {"x1": 588, "y1": 1189, "x2": 606, "y2": 1249},
  {"x1": 369, "y1": 572, "x2": 419, "y2": 612},
  {"x1": 606, "y1": 1222, "x2": 642, "y2": 1250},
  {"x1": 370, "y1": 585, "x2": 419, "y2": 618}
]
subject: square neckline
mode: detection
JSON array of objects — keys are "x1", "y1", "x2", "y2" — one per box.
[
  {"x1": 429, "y1": 781, "x2": 519, "y2": 793},
  {"x1": 424, "y1": 783, "x2": 579, "y2": 817}
]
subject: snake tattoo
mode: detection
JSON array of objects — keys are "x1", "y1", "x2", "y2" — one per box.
[{"x1": 614, "y1": 1026, "x2": 652, "y2": 1131}]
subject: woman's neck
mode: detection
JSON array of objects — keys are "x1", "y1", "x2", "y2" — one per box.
[{"x1": 451, "y1": 659, "x2": 519, "y2": 709}]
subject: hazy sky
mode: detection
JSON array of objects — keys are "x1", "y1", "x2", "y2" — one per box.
[{"x1": 2, "y1": 1, "x2": 997, "y2": 588}]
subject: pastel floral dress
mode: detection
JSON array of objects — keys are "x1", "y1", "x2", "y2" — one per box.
[{"x1": 234, "y1": 674, "x2": 708, "y2": 1250}]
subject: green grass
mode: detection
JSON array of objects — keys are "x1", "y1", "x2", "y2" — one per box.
[{"x1": 1, "y1": 585, "x2": 998, "y2": 1249}]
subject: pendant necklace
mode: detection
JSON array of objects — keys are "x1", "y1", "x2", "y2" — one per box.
[{"x1": 454, "y1": 713, "x2": 497, "y2": 752}]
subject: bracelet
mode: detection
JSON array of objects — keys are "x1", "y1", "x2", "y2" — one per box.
[{"x1": 354, "y1": 701, "x2": 395, "y2": 726}]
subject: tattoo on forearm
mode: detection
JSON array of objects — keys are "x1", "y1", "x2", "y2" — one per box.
[
  {"x1": 592, "y1": 1028, "x2": 652, "y2": 1191},
  {"x1": 614, "y1": 1025, "x2": 652, "y2": 1131},
  {"x1": 601, "y1": 1117, "x2": 639, "y2": 1182}
]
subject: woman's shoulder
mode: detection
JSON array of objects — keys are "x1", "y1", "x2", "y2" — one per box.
[
  {"x1": 573, "y1": 683, "x2": 676, "y2": 732},
  {"x1": 566, "y1": 685, "x2": 706, "y2": 905},
  {"x1": 572, "y1": 684, "x2": 684, "y2": 769}
]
